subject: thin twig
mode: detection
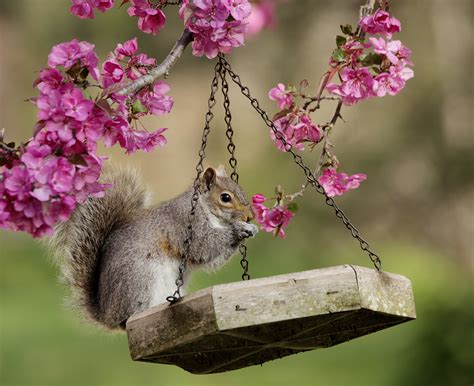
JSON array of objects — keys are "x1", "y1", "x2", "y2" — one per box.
[
  {"x1": 285, "y1": 0, "x2": 377, "y2": 203},
  {"x1": 108, "y1": 29, "x2": 194, "y2": 97}
]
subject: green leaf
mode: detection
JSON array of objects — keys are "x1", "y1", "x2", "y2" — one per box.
[
  {"x1": 340, "y1": 24, "x2": 353, "y2": 35},
  {"x1": 131, "y1": 100, "x2": 148, "y2": 115},
  {"x1": 331, "y1": 48, "x2": 346, "y2": 63},
  {"x1": 336, "y1": 35, "x2": 347, "y2": 48},
  {"x1": 287, "y1": 202, "x2": 299, "y2": 213},
  {"x1": 359, "y1": 53, "x2": 383, "y2": 66}
]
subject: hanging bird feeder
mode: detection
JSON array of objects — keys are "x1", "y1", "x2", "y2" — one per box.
[{"x1": 125, "y1": 56, "x2": 416, "y2": 374}]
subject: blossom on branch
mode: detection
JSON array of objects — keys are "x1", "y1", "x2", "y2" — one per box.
[
  {"x1": 179, "y1": 0, "x2": 252, "y2": 58},
  {"x1": 252, "y1": 194, "x2": 294, "y2": 238},
  {"x1": 70, "y1": 0, "x2": 114, "y2": 19},
  {"x1": 325, "y1": 9, "x2": 413, "y2": 105},
  {"x1": 127, "y1": 0, "x2": 167, "y2": 35},
  {"x1": 1, "y1": 38, "x2": 173, "y2": 237},
  {"x1": 271, "y1": 113, "x2": 321, "y2": 151},
  {"x1": 318, "y1": 168, "x2": 366, "y2": 197},
  {"x1": 359, "y1": 9, "x2": 401, "y2": 38}
]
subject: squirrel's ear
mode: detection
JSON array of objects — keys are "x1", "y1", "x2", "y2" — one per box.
[
  {"x1": 203, "y1": 167, "x2": 216, "y2": 190},
  {"x1": 216, "y1": 164, "x2": 228, "y2": 178}
]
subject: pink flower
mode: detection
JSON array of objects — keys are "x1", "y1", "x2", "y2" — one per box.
[
  {"x1": 102, "y1": 59, "x2": 125, "y2": 88},
  {"x1": 326, "y1": 67, "x2": 375, "y2": 105},
  {"x1": 62, "y1": 87, "x2": 95, "y2": 122},
  {"x1": 127, "y1": 0, "x2": 167, "y2": 35},
  {"x1": 48, "y1": 39, "x2": 99, "y2": 80},
  {"x1": 70, "y1": 0, "x2": 114, "y2": 19},
  {"x1": 268, "y1": 83, "x2": 293, "y2": 110},
  {"x1": 359, "y1": 9, "x2": 401, "y2": 38},
  {"x1": 251, "y1": 194, "x2": 294, "y2": 239},
  {"x1": 114, "y1": 38, "x2": 138, "y2": 59},
  {"x1": 35, "y1": 68, "x2": 64, "y2": 94},
  {"x1": 246, "y1": 1, "x2": 276, "y2": 37},
  {"x1": 125, "y1": 128, "x2": 168, "y2": 154},
  {"x1": 369, "y1": 37, "x2": 402, "y2": 65},
  {"x1": 4, "y1": 165, "x2": 33, "y2": 200},
  {"x1": 138, "y1": 81, "x2": 174, "y2": 116},
  {"x1": 292, "y1": 115, "x2": 321, "y2": 147},
  {"x1": 271, "y1": 113, "x2": 321, "y2": 152},
  {"x1": 181, "y1": 0, "x2": 251, "y2": 58},
  {"x1": 318, "y1": 168, "x2": 367, "y2": 197},
  {"x1": 229, "y1": 0, "x2": 252, "y2": 21}
]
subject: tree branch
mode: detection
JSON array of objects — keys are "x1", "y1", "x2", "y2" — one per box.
[{"x1": 109, "y1": 29, "x2": 193, "y2": 97}]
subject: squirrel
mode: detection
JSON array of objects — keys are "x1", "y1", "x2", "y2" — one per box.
[{"x1": 51, "y1": 165, "x2": 257, "y2": 330}]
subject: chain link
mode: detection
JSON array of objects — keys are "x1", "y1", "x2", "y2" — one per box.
[
  {"x1": 167, "y1": 60, "x2": 222, "y2": 303},
  {"x1": 218, "y1": 54, "x2": 251, "y2": 280},
  {"x1": 219, "y1": 56, "x2": 382, "y2": 271}
]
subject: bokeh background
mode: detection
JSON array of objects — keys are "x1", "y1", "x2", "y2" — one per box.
[{"x1": 0, "y1": 1, "x2": 473, "y2": 385}]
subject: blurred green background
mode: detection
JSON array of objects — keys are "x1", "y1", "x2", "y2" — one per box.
[{"x1": 0, "y1": 1, "x2": 473, "y2": 385}]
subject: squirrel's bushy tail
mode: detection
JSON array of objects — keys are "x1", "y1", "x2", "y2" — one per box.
[{"x1": 50, "y1": 167, "x2": 150, "y2": 324}]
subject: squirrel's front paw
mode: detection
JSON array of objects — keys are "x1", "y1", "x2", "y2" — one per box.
[{"x1": 235, "y1": 222, "x2": 258, "y2": 240}]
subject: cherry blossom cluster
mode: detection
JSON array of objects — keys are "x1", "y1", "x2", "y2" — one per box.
[
  {"x1": 251, "y1": 194, "x2": 294, "y2": 239},
  {"x1": 179, "y1": 0, "x2": 252, "y2": 58},
  {"x1": 0, "y1": 38, "x2": 172, "y2": 237},
  {"x1": 326, "y1": 9, "x2": 414, "y2": 105},
  {"x1": 70, "y1": 0, "x2": 167, "y2": 35},
  {"x1": 71, "y1": 0, "x2": 257, "y2": 58},
  {"x1": 255, "y1": 7, "x2": 413, "y2": 235},
  {"x1": 268, "y1": 83, "x2": 322, "y2": 151}
]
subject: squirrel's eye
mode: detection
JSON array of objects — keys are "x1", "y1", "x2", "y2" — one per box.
[{"x1": 220, "y1": 193, "x2": 232, "y2": 203}]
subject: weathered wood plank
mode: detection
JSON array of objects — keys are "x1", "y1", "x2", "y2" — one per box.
[
  {"x1": 213, "y1": 265, "x2": 361, "y2": 330},
  {"x1": 352, "y1": 265, "x2": 416, "y2": 318},
  {"x1": 125, "y1": 265, "x2": 416, "y2": 374}
]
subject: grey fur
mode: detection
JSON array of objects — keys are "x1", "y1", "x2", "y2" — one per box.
[{"x1": 51, "y1": 166, "x2": 257, "y2": 330}]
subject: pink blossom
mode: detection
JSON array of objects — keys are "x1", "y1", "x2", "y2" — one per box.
[
  {"x1": 70, "y1": 0, "x2": 114, "y2": 19},
  {"x1": 372, "y1": 72, "x2": 404, "y2": 97},
  {"x1": 271, "y1": 113, "x2": 321, "y2": 151},
  {"x1": 35, "y1": 68, "x2": 64, "y2": 94},
  {"x1": 138, "y1": 81, "x2": 174, "y2": 116},
  {"x1": 251, "y1": 194, "x2": 294, "y2": 239},
  {"x1": 21, "y1": 144, "x2": 52, "y2": 169},
  {"x1": 246, "y1": 1, "x2": 276, "y2": 37},
  {"x1": 181, "y1": 0, "x2": 251, "y2": 58},
  {"x1": 369, "y1": 37, "x2": 402, "y2": 64},
  {"x1": 48, "y1": 39, "x2": 99, "y2": 80},
  {"x1": 318, "y1": 168, "x2": 367, "y2": 197},
  {"x1": 127, "y1": 0, "x2": 167, "y2": 35},
  {"x1": 268, "y1": 83, "x2": 293, "y2": 110},
  {"x1": 326, "y1": 67, "x2": 375, "y2": 105},
  {"x1": 0, "y1": 199, "x2": 10, "y2": 226},
  {"x1": 62, "y1": 87, "x2": 95, "y2": 122},
  {"x1": 125, "y1": 128, "x2": 168, "y2": 154},
  {"x1": 229, "y1": 0, "x2": 252, "y2": 21},
  {"x1": 4, "y1": 165, "x2": 33, "y2": 200},
  {"x1": 359, "y1": 9, "x2": 401, "y2": 38},
  {"x1": 114, "y1": 38, "x2": 138, "y2": 59},
  {"x1": 102, "y1": 59, "x2": 125, "y2": 88}
]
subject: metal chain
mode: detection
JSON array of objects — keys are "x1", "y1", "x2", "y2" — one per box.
[
  {"x1": 217, "y1": 54, "x2": 251, "y2": 280},
  {"x1": 219, "y1": 56, "x2": 382, "y2": 271},
  {"x1": 167, "y1": 61, "x2": 222, "y2": 303}
]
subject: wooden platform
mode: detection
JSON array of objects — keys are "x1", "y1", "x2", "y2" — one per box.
[{"x1": 126, "y1": 265, "x2": 416, "y2": 374}]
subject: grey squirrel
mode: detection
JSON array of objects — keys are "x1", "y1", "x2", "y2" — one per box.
[{"x1": 51, "y1": 165, "x2": 257, "y2": 330}]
